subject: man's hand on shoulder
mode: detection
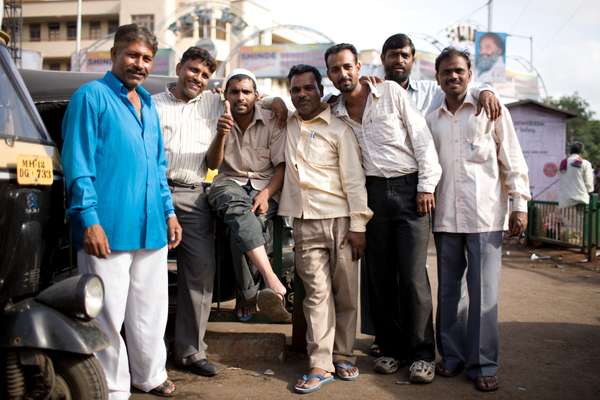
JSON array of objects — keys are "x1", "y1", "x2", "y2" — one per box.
[
  {"x1": 341, "y1": 231, "x2": 366, "y2": 261},
  {"x1": 416, "y1": 192, "x2": 435, "y2": 215},
  {"x1": 476, "y1": 90, "x2": 502, "y2": 121},
  {"x1": 508, "y1": 211, "x2": 527, "y2": 237},
  {"x1": 167, "y1": 215, "x2": 182, "y2": 249},
  {"x1": 84, "y1": 224, "x2": 111, "y2": 258},
  {"x1": 271, "y1": 98, "x2": 289, "y2": 129}
]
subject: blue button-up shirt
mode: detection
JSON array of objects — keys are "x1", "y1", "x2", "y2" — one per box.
[{"x1": 62, "y1": 71, "x2": 175, "y2": 251}]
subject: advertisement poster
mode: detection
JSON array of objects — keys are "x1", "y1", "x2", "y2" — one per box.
[
  {"x1": 240, "y1": 44, "x2": 331, "y2": 78},
  {"x1": 474, "y1": 31, "x2": 507, "y2": 83}
]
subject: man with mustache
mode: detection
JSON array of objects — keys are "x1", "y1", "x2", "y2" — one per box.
[
  {"x1": 326, "y1": 43, "x2": 441, "y2": 383},
  {"x1": 205, "y1": 69, "x2": 290, "y2": 322},
  {"x1": 426, "y1": 47, "x2": 529, "y2": 392},
  {"x1": 278, "y1": 64, "x2": 372, "y2": 393},
  {"x1": 475, "y1": 32, "x2": 506, "y2": 83},
  {"x1": 153, "y1": 46, "x2": 221, "y2": 377},
  {"x1": 62, "y1": 24, "x2": 181, "y2": 398}
]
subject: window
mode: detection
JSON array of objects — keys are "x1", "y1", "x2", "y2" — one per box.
[
  {"x1": 89, "y1": 21, "x2": 101, "y2": 40},
  {"x1": 108, "y1": 19, "x2": 119, "y2": 34},
  {"x1": 131, "y1": 14, "x2": 154, "y2": 32},
  {"x1": 67, "y1": 21, "x2": 77, "y2": 40},
  {"x1": 29, "y1": 24, "x2": 41, "y2": 42},
  {"x1": 48, "y1": 22, "x2": 60, "y2": 41},
  {"x1": 198, "y1": 21, "x2": 209, "y2": 39},
  {"x1": 48, "y1": 62, "x2": 61, "y2": 71},
  {"x1": 216, "y1": 19, "x2": 227, "y2": 40}
]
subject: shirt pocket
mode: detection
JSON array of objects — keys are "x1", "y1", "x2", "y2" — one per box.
[
  {"x1": 466, "y1": 118, "x2": 496, "y2": 163},
  {"x1": 304, "y1": 133, "x2": 337, "y2": 167},
  {"x1": 366, "y1": 113, "x2": 402, "y2": 144},
  {"x1": 248, "y1": 146, "x2": 271, "y2": 172}
]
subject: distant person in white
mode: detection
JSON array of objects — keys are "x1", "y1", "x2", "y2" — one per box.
[
  {"x1": 475, "y1": 32, "x2": 506, "y2": 83},
  {"x1": 558, "y1": 142, "x2": 594, "y2": 208}
]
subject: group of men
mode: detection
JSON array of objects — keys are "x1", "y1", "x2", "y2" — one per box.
[{"x1": 61, "y1": 23, "x2": 530, "y2": 399}]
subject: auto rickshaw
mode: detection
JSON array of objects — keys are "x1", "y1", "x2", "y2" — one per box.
[{"x1": 0, "y1": 31, "x2": 111, "y2": 398}]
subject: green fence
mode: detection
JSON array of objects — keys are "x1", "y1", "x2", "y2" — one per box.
[{"x1": 527, "y1": 193, "x2": 599, "y2": 261}]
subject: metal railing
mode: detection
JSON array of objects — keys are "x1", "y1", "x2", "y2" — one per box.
[{"x1": 527, "y1": 193, "x2": 599, "y2": 261}]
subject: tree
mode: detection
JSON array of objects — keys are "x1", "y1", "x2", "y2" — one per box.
[{"x1": 545, "y1": 93, "x2": 600, "y2": 166}]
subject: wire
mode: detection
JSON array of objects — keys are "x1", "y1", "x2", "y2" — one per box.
[
  {"x1": 540, "y1": 0, "x2": 586, "y2": 52},
  {"x1": 435, "y1": 1, "x2": 489, "y2": 35},
  {"x1": 509, "y1": 0, "x2": 534, "y2": 32}
]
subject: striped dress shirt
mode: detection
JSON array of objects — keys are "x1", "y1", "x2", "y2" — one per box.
[{"x1": 153, "y1": 84, "x2": 223, "y2": 185}]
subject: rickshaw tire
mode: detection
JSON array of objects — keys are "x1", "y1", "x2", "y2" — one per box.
[{"x1": 50, "y1": 351, "x2": 108, "y2": 400}]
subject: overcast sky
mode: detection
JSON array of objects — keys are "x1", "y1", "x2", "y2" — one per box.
[{"x1": 267, "y1": 0, "x2": 600, "y2": 116}]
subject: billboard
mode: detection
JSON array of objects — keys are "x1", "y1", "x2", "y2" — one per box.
[
  {"x1": 474, "y1": 31, "x2": 507, "y2": 83},
  {"x1": 239, "y1": 44, "x2": 331, "y2": 78}
]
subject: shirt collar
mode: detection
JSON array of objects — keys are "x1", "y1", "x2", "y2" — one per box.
[
  {"x1": 165, "y1": 82, "x2": 204, "y2": 104},
  {"x1": 438, "y1": 90, "x2": 478, "y2": 116},
  {"x1": 103, "y1": 71, "x2": 152, "y2": 106},
  {"x1": 294, "y1": 103, "x2": 331, "y2": 125},
  {"x1": 332, "y1": 83, "x2": 380, "y2": 118},
  {"x1": 407, "y1": 79, "x2": 418, "y2": 92}
]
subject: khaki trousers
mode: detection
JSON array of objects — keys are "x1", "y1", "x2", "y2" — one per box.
[{"x1": 293, "y1": 217, "x2": 358, "y2": 372}]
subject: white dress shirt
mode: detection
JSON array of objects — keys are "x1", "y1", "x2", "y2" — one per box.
[
  {"x1": 153, "y1": 86, "x2": 223, "y2": 185},
  {"x1": 558, "y1": 154, "x2": 594, "y2": 208},
  {"x1": 405, "y1": 79, "x2": 494, "y2": 116},
  {"x1": 426, "y1": 92, "x2": 530, "y2": 233},
  {"x1": 331, "y1": 81, "x2": 442, "y2": 193}
]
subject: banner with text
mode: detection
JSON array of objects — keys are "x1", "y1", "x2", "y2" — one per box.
[{"x1": 239, "y1": 44, "x2": 331, "y2": 78}]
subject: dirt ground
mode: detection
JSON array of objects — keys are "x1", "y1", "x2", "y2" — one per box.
[{"x1": 133, "y1": 240, "x2": 600, "y2": 400}]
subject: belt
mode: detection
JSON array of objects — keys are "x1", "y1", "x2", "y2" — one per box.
[
  {"x1": 167, "y1": 179, "x2": 205, "y2": 190},
  {"x1": 366, "y1": 172, "x2": 418, "y2": 183}
]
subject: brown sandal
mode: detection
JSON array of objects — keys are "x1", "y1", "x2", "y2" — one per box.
[
  {"x1": 474, "y1": 375, "x2": 499, "y2": 392},
  {"x1": 150, "y1": 379, "x2": 176, "y2": 397},
  {"x1": 436, "y1": 363, "x2": 464, "y2": 377}
]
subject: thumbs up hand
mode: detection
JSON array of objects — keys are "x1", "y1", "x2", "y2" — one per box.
[{"x1": 217, "y1": 100, "x2": 235, "y2": 137}]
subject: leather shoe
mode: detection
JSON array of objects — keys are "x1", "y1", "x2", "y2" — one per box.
[{"x1": 186, "y1": 359, "x2": 217, "y2": 377}]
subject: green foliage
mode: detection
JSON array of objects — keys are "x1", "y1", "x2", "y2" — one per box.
[{"x1": 545, "y1": 93, "x2": 600, "y2": 166}]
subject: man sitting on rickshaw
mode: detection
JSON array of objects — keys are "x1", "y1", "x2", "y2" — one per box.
[{"x1": 206, "y1": 69, "x2": 290, "y2": 322}]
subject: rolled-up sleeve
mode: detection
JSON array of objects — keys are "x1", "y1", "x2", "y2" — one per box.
[
  {"x1": 61, "y1": 89, "x2": 100, "y2": 228},
  {"x1": 495, "y1": 107, "x2": 531, "y2": 212},
  {"x1": 338, "y1": 126, "x2": 373, "y2": 232},
  {"x1": 395, "y1": 85, "x2": 442, "y2": 193}
]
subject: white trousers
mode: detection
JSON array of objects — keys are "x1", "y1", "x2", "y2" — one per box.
[{"x1": 78, "y1": 247, "x2": 169, "y2": 400}]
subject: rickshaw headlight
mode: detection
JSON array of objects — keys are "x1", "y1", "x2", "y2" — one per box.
[{"x1": 36, "y1": 274, "x2": 105, "y2": 320}]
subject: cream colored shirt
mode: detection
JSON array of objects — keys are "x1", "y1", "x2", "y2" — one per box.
[
  {"x1": 558, "y1": 154, "x2": 594, "y2": 208},
  {"x1": 214, "y1": 104, "x2": 286, "y2": 191},
  {"x1": 278, "y1": 105, "x2": 373, "y2": 232},
  {"x1": 426, "y1": 93, "x2": 531, "y2": 233},
  {"x1": 331, "y1": 81, "x2": 442, "y2": 193},
  {"x1": 153, "y1": 85, "x2": 222, "y2": 185}
]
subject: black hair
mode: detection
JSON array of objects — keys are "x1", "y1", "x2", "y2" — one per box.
[
  {"x1": 479, "y1": 32, "x2": 504, "y2": 53},
  {"x1": 570, "y1": 142, "x2": 584, "y2": 154},
  {"x1": 225, "y1": 74, "x2": 257, "y2": 92},
  {"x1": 113, "y1": 24, "x2": 158, "y2": 55},
  {"x1": 180, "y1": 46, "x2": 217, "y2": 73},
  {"x1": 324, "y1": 43, "x2": 358, "y2": 68},
  {"x1": 381, "y1": 33, "x2": 415, "y2": 57},
  {"x1": 287, "y1": 64, "x2": 323, "y2": 93},
  {"x1": 435, "y1": 47, "x2": 472, "y2": 72}
]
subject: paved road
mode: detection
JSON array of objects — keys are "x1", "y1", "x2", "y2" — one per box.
[{"x1": 133, "y1": 241, "x2": 600, "y2": 399}]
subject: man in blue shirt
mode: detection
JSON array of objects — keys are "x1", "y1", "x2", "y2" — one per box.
[{"x1": 62, "y1": 24, "x2": 181, "y2": 399}]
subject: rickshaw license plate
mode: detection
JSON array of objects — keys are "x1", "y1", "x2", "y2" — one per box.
[{"x1": 16, "y1": 155, "x2": 53, "y2": 186}]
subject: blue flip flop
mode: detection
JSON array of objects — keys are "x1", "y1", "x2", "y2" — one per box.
[
  {"x1": 294, "y1": 373, "x2": 334, "y2": 394},
  {"x1": 334, "y1": 362, "x2": 360, "y2": 381}
]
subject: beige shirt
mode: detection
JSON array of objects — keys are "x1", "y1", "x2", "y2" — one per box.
[
  {"x1": 153, "y1": 85, "x2": 222, "y2": 185},
  {"x1": 214, "y1": 104, "x2": 286, "y2": 190},
  {"x1": 331, "y1": 81, "x2": 442, "y2": 193},
  {"x1": 426, "y1": 93, "x2": 531, "y2": 233},
  {"x1": 558, "y1": 154, "x2": 594, "y2": 208},
  {"x1": 278, "y1": 105, "x2": 373, "y2": 232}
]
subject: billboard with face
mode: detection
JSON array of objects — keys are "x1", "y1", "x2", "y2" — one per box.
[{"x1": 475, "y1": 31, "x2": 507, "y2": 83}]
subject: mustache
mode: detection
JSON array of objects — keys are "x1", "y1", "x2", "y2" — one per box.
[{"x1": 126, "y1": 67, "x2": 146, "y2": 76}]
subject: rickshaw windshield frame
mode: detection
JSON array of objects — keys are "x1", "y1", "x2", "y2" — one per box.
[{"x1": 0, "y1": 45, "x2": 54, "y2": 146}]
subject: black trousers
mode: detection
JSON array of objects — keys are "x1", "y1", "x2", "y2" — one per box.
[{"x1": 365, "y1": 173, "x2": 435, "y2": 362}]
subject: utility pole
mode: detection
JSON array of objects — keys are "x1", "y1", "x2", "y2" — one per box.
[
  {"x1": 75, "y1": 0, "x2": 82, "y2": 71},
  {"x1": 487, "y1": 0, "x2": 493, "y2": 31}
]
